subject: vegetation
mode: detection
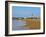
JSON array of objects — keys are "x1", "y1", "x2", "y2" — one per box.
[
  {"x1": 24, "y1": 19, "x2": 40, "y2": 29},
  {"x1": 12, "y1": 17, "x2": 40, "y2": 29}
]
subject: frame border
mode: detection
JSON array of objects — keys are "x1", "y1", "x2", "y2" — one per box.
[{"x1": 5, "y1": 1, "x2": 45, "y2": 36}]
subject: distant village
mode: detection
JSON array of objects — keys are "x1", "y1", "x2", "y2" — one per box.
[{"x1": 12, "y1": 13, "x2": 40, "y2": 19}]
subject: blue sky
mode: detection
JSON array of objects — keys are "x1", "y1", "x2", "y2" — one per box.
[{"x1": 12, "y1": 6, "x2": 40, "y2": 17}]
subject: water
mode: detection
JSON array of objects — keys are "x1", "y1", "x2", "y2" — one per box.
[{"x1": 12, "y1": 19, "x2": 27, "y2": 30}]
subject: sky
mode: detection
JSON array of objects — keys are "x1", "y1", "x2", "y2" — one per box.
[{"x1": 12, "y1": 6, "x2": 40, "y2": 17}]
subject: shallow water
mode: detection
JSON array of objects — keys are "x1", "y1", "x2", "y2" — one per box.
[{"x1": 12, "y1": 19, "x2": 27, "y2": 30}]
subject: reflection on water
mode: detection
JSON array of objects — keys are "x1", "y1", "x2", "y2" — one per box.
[{"x1": 12, "y1": 19, "x2": 27, "y2": 30}]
